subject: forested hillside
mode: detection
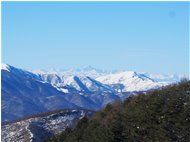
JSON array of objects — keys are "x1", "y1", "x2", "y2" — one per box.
[{"x1": 45, "y1": 80, "x2": 190, "y2": 142}]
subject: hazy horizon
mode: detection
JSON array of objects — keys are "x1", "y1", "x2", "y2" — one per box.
[{"x1": 2, "y1": 63, "x2": 189, "y2": 79}]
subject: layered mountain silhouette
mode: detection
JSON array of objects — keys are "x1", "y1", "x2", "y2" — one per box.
[{"x1": 2, "y1": 64, "x2": 170, "y2": 122}]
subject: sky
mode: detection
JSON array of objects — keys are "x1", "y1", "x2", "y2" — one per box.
[{"x1": 1, "y1": 2, "x2": 189, "y2": 75}]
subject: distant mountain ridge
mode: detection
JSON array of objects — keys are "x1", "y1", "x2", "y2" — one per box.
[
  {"x1": 1, "y1": 64, "x2": 173, "y2": 122},
  {"x1": 31, "y1": 65, "x2": 186, "y2": 82}
]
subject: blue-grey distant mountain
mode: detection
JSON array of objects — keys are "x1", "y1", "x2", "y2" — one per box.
[
  {"x1": 1, "y1": 64, "x2": 79, "y2": 122},
  {"x1": 1, "y1": 64, "x2": 170, "y2": 122}
]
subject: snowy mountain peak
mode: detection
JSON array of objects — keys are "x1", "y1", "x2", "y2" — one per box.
[
  {"x1": 1, "y1": 64, "x2": 10, "y2": 72},
  {"x1": 116, "y1": 71, "x2": 138, "y2": 78},
  {"x1": 32, "y1": 69, "x2": 47, "y2": 74},
  {"x1": 82, "y1": 65, "x2": 96, "y2": 71},
  {"x1": 98, "y1": 71, "x2": 150, "y2": 82},
  {"x1": 96, "y1": 71, "x2": 166, "y2": 92}
]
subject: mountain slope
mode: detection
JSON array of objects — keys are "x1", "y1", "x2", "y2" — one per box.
[
  {"x1": 45, "y1": 80, "x2": 190, "y2": 142},
  {"x1": 39, "y1": 73, "x2": 115, "y2": 94},
  {"x1": 2, "y1": 109, "x2": 94, "y2": 142},
  {"x1": 1, "y1": 65, "x2": 78, "y2": 121}
]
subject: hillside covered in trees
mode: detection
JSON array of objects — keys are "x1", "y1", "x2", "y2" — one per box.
[{"x1": 45, "y1": 80, "x2": 190, "y2": 142}]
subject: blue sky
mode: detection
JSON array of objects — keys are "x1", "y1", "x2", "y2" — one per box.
[{"x1": 2, "y1": 2, "x2": 189, "y2": 74}]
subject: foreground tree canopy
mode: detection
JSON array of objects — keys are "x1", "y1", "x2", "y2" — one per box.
[{"x1": 45, "y1": 80, "x2": 190, "y2": 142}]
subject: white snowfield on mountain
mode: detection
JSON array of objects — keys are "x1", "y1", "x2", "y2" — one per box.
[
  {"x1": 96, "y1": 71, "x2": 168, "y2": 92},
  {"x1": 2, "y1": 63, "x2": 185, "y2": 93}
]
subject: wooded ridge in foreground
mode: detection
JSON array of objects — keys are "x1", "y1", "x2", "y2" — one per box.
[{"x1": 45, "y1": 80, "x2": 190, "y2": 142}]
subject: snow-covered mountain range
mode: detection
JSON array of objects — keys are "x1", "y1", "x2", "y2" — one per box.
[{"x1": 1, "y1": 64, "x2": 179, "y2": 122}]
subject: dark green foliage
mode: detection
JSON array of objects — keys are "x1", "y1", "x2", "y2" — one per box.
[{"x1": 45, "y1": 81, "x2": 190, "y2": 142}]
